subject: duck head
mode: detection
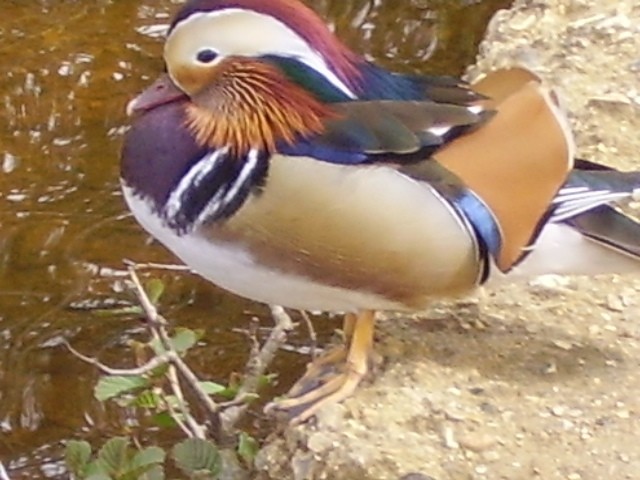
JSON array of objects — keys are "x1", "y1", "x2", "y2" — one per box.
[
  {"x1": 127, "y1": 0, "x2": 471, "y2": 119},
  {"x1": 128, "y1": 0, "x2": 364, "y2": 155},
  {"x1": 163, "y1": 0, "x2": 362, "y2": 98}
]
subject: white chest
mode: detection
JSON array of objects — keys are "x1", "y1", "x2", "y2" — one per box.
[{"x1": 122, "y1": 184, "x2": 409, "y2": 312}]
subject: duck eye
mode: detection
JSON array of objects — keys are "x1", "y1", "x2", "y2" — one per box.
[{"x1": 196, "y1": 49, "x2": 219, "y2": 64}]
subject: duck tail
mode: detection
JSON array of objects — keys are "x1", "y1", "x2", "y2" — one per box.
[{"x1": 507, "y1": 160, "x2": 640, "y2": 278}]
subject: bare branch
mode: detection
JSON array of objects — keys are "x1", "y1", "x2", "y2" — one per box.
[
  {"x1": 65, "y1": 340, "x2": 172, "y2": 376},
  {"x1": 77, "y1": 259, "x2": 289, "y2": 459},
  {"x1": 160, "y1": 388, "x2": 195, "y2": 438},
  {"x1": 300, "y1": 310, "x2": 318, "y2": 359},
  {"x1": 123, "y1": 259, "x2": 192, "y2": 272},
  {"x1": 220, "y1": 305, "x2": 293, "y2": 432},
  {"x1": 127, "y1": 266, "x2": 166, "y2": 326},
  {"x1": 127, "y1": 265, "x2": 219, "y2": 438}
]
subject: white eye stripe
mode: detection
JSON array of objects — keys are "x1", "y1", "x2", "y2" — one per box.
[{"x1": 168, "y1": 9, "x2": 355, "y2": 98}]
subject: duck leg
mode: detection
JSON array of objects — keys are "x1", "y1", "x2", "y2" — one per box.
[
  {"x1": 284, "y1": 312, "x2": 357, "y2": 396},
  {"x1": 265, "y1": 310, "x2": 376, "y2": 424}
]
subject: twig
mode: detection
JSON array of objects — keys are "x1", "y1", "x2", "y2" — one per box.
[
  {"x1": 163, "y1": 360, "x2": 206, "y2": 439},
  {"x1": 66, "y1": 338, "x2": 205, "y2": 438},
  {"x1": 75, "y1": 259, "x2": 289, "y2": 460},
  {"x1": 127, "y1": 266, "x2": 217, "y2": 439},
  {"x1": 299, "y1": 310, "x2": 318, "y2": 359},
  {"x1": 220, "y1": 305, "x2": 293, "y2": 432},
  {"x1": 123, "y1": 259, "x2": 191, "y2": 272},
  {"x1": 127, "y1": 266, "x2": 167, "y2": 326},
  {"x1": 246, "y1": 317, "x2": 262, "y2": 363},
  {"x1": 159, "y1": 386, "x2": 198, "y2": 438},
  {"x1": 65, "y1": 340, "x2": 172, "y2": 376},
  {"x1": 126, "y1": 264, "x2": 226, "y2": 413},
  {"x1": 240, "y1": 306, "x2": 293, "y2": 396},
  {"x1": 170, "y1": 350, "x2": 222, "y2": 415}
]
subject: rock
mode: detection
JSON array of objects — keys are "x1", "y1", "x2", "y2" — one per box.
[{"x1": 259, "y1": 1, "x2": 640, "y2": 478}]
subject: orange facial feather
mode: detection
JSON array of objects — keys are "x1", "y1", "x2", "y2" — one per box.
[{"x1": 184, "y1": 58, "x2": 337, "y2": 155}]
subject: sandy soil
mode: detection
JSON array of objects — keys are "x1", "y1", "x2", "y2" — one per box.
[{"x1": 256, "y1": 1, "x2": 640, "y2": 479}]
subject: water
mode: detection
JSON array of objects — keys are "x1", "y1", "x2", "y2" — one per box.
[{"x1": 0, "y1": 0, "x2": 510, "y2": 476}]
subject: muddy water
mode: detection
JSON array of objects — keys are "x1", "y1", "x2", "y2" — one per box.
[{"x1": 0, "y1": 0, "x2": 509, "y2": 476}]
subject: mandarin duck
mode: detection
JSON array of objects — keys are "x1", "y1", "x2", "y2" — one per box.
[{"x1": 121, "y1": 0, "x2": 640, "y2": 424}]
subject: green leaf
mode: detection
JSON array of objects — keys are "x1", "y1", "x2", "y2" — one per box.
[
  {"x1": 258, "y1": 373, "x2": 277, "y2": 389},
  {"x1": 162, "y1": 394, "x2": 182, "y2": 411},
  {"x1": 192, "y1": 329, "x2": 205, "y2": 341},
  {"x1": 95, "y1": 375, "x2": 150, "y2": 402},
  {"x1": 145, "y1": 279, "x2": 166, "y2": 305},
  {"x1": 169, "y1": 328, "x2": 199, "y2": 353},
  {"x1": 131, "y1": 447, "x2": 165, "y2": 469},
  {"x1": 237, "y1": 432, "x2": 259, "y2": 466},
  {"x1": 149, "y1": 328, "x2": 197, "y2": 356},
  {"x1": 197, "y1": 381, "x2": 227, "y2": 396},
  {"x1": 172, "y1": 438, "x2": 220, "y2": 476},
  {"x1": 137, "y1": 465, "x2": 165, "y2": 480},
  {"x1": 133, "y1": 390, "x2": 161, "y2": 409},
  {"x1": 97, "y1": 437, "x2": 131, "y2": 476},
  {"x1": 85, "y1": 472, "x2": 112, "y2": 480},
  {"x1": 152, "y1": 412, "x2": 179, "y2": 429},
  {"x1": 65, "y1": 440, "x2": 92, "y2": 477},
  {"x1": 84, "y1": 460, "x2": 109, "y2": 479},
  {"x1": 125, "y1": 447, "x2": 166, "y2": 480},
  {"x1": 214, "y1": 384, "x2": 238, "y2": 401}
]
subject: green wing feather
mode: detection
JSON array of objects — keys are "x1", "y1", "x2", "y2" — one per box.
[{"x1": 315, "y1": 100, "x2": 493, "y2": 157}]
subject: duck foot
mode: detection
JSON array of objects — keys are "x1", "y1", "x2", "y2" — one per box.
[{"x1": 265, "y1": 310, "x2": 376, "y2": 425}]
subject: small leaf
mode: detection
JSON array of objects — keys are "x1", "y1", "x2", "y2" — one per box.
[
  {"x1": 172, "y1": 438, "x2": 220, "y2": 476},
  {"x1": 258, "y1": 373, "x2": 277, "y2": 389},
  {"x1": 152, "y1": 412, "x2": 179, "y2": 429},
  {"x1": 192, "y1": 329, "x2": 205, "y2": 342},
  {"x1": 198, "y1": 381, "x2": 227, "y2": 396},
  {"x1": 65, "y1": 440, "x2": 92, "y2": 477},
  {"x1": 84, "y1": 460, "x2": 108, "y2": 478},
  {"x1": 133, "y1": 390, "x2": 161, "y2": 409},
  {"x1": 215, "y1": 385, "x2": 238, "y2": 401},
  {"x1": 169, "y1": 328, "x2": 198, "y2": 353},
  {"x1": 145, "y1": 278, "x2": 165, "y2": 305},
  {"x1": 97, "y1": 437, "x2": 131, "y2": 476},
  {"x1": 162, "y1": 394, "x2": 182, "y2": 411},
  {"x1": 131, "y1": 447, "x2": 165, "y2": 469},
  {"x1": 148, "y1": 328, "x2": 197, "y2": 356},
  {"x1": 85, "y1": 472, "x2": 112, "y2": 480},
  {"x1": 126, "y1": 447, "x2": 167, "y2": 479},
  {"x1": 239, "y1": 393, "x2": 259, "y2": 404},
  {"x1": 95, "y1": 375, "x2": 150, "y2": 402},
  {"x1": 237, "y1": 432, "x2": 259, "y2": 466},
  {"x1": 137, "y1": 464, "x2": 165, "y2": 480}
]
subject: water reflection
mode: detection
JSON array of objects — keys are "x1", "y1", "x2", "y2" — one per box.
[{"x1": 0, "y1": 0, "x2": 509, "y2": 476}]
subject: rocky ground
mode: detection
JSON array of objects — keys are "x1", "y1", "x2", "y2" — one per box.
[{"x1": 256, "y1": 1, "x2": 640, "y2": 479}]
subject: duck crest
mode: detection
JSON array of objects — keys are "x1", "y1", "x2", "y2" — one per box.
[{"x1": 184, "y1": 58, "x2": 337, "y2": 155}]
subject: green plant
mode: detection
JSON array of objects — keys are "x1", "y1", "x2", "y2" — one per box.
[
  {"x1": 65, "y1": 437, "x2": 222, "y2": 480},
  {"x1": 64, "y1": 265, "x2": 293, "y2": 479}
]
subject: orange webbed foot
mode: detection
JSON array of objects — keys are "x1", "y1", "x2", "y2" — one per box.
[{"x1": 265, "y1": 310, "x2": 376, "y2": 425}]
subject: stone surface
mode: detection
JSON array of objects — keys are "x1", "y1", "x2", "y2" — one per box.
[{"x1": 257, "y1": 1, "x2": 640, "y2": 478}]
